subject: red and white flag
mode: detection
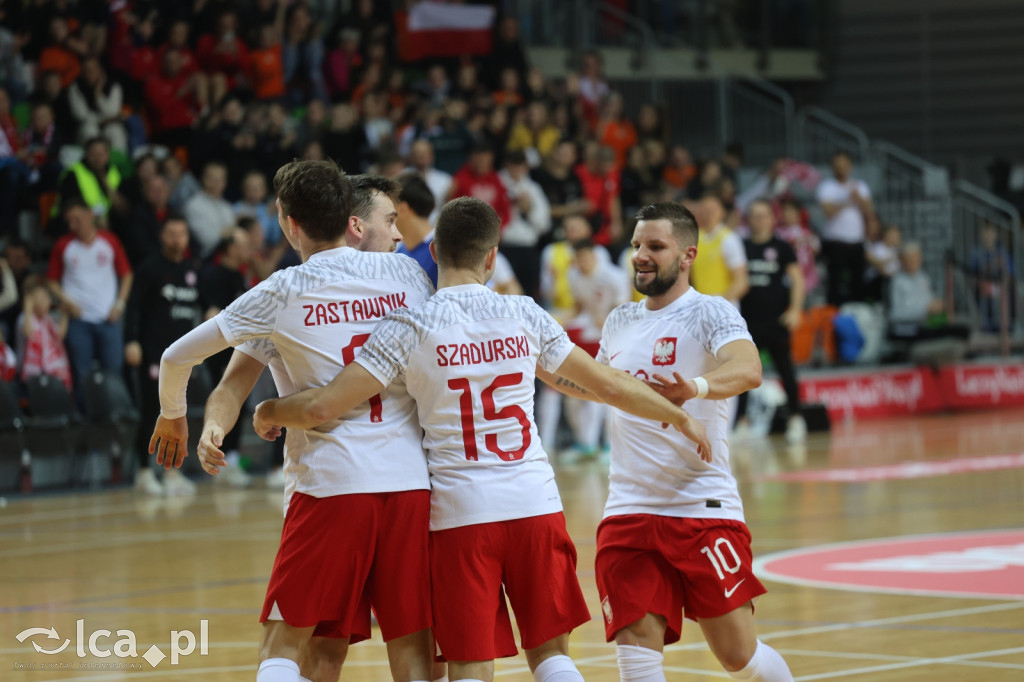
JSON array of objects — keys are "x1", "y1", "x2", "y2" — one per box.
[{"x1": 398, "y1": 2, "x2": 496, "y2": 62}]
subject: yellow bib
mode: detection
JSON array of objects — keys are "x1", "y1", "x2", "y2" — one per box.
[{"x1": 691, "y1": 227, "x2": 735, "y2": 297}]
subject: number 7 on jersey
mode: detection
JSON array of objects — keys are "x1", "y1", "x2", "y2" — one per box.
[{"x1": 341, "y1": 333, "x2": 383, "y2": 422}]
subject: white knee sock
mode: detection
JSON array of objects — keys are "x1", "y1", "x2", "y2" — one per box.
[
  {"x1": 616, "y1": 644, "x2": 666, "y2": 682},
  {"x1": 727, "y1": 640, "x2": 793, "y2": 681},
  {"x1": 257, "y1": 658, "x2": 300, "y2": 682},
  {"x1": 533, "y1": 654, "x2": 584, "y2": 682}
]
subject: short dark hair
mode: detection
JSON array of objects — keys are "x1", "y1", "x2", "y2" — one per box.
[
  {"x1": 63, "y1": 198, "x2": 91, "y2": 214},
  {"x1": 571, "y1": 238, "x2": 595, "y2": 253},
  {"x1": 350, "y1": 174, "x2": 401, "y2": 222},
  {"x1": 161, "y1": 212, "x2": 188, "y2": 231},
  {"x1": 434, "y1": 197, "x2": 500, "y2": 269},
  {"x1": 274, "y1": 159, "x2": 352, "y2": 243},
  {"x1": 397, "y1": 173, "x2": 435, "y2": 219},
  {"x1": 84, "y1": 136, "x2": 110, "y2": 151},
  {"x1": 505, "y1": 149, "x2": 527, "y2": 166},
  {"x1": 635, "y1": 202, "x2": 699, "y2": 248},
  {"x1": 833, "y1": 149, "x2": 852, "y2": 161}
]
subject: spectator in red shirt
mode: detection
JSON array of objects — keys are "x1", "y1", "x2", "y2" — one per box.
[
  {"x1": 575, "y1": 141, "x2": 622, "y2": 246},
  {"x1": 196, "y1": 10, "x2": 250, "y2": 93},
  {"x1": 46, "y1": 199, "x2": 133, "y2": 404},
  {"x1": 450, "y1": 143, "x2": 512, "y2": 232},
  {"x1": 249, "y1": 24, "x2": 286, "y2": 101},
  {"x1": 144, "y1": 48, "x2": 200, "y2": 148}
]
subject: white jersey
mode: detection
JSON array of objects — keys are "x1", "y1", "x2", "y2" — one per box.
[
  {"x1": 355, "y1": 284, "x2": 574, "y2": 531},
  {"x1": 215, "y1": 247, "x2": 434, "y2": 499},
  {"x1": 568, "y1": 262, "x2": 629, "y2": 342},
  {"x1": 597, "y1": 287, "x2": 753, "y2": 522}
]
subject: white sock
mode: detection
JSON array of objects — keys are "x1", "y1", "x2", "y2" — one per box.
[
  {"x1": 226, "y1": 450, "x2": 241, "y2": 467},
  {"x1": 533, "y1": 654, "x2": 584, "y2": 682},
  {"x1": 727, "y1": 640, "x2": 794, "y2": 681},
  {"x1": 432, "y1": 676, "x2": 449, "y2": 682},
  {"x1": 616, "y1": 644, "x2": 666, "y2": 682},
  {"x1": 257, "y1": 658, "x2": 300, "y2": 682},
  {"x1": 299, "y1": 677, "x2": 313, "y2": 682}
]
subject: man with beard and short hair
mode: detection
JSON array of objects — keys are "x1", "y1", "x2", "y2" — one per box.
[{"x1": 591, "y1": 201, "x2": 794, "y2": 682}]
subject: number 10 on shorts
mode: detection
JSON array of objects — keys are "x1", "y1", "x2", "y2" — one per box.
[{"x1": 700, "y1": 538, "x2": 742, "y2": 580}]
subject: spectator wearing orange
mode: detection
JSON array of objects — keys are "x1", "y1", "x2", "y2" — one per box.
[
  {"x1": 249, "y1": 23, "x2": 286, "y2": 101},
  {"x1": 596, "y1": 92, "x2": 637, "y2": 169},
  {"x1": 661, "y1": 144, "x2": 698, "y2": 192},
  {"x1": 493, "y1": 67, "x2": 524, "y2": 108},
  {"x1": 38, "y1": 17, "x2": 85, "y2": 89}
]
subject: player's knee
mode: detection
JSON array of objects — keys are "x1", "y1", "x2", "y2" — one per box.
[
  {"x1": 716, "y1": 642, "x2": 757, "y2": 673},
  {"x1": 613, "y1": 614, "x2": 665, "y2": 648}
]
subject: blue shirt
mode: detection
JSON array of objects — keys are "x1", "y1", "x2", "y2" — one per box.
[{"x1": 397, "y1": 237, "x2": 438, "y2": 288}]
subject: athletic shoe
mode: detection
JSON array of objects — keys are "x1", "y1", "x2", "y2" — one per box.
[
  {"x1": 163, "y1": 469, "x2": 197, "y2": 496},
  {"x1": 134, "y1": 468, "x2": 164, "y2": 496},
  {"x1": 219, "y1": 461, "x2": 252, "y2": 488},
  {"x1": 785, "y1": 414, "x2": 807, "y2": 444},
  {"x1": 265, "y1": 467, "x2": 286, "y2": 490}
]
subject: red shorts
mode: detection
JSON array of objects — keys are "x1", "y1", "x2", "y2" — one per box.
[
  {"x1": 260, "y1": 490, "x2": 432, "y2": 643},
  {"x1": 430, "y1": 512, "x2": 591, "y2": 661},
  {"x1": 566, "y1": 327, "x2": 601, "y2": 358},
  {"x1": 595, "y1": 514, "x2": 766, "y2": 644}
]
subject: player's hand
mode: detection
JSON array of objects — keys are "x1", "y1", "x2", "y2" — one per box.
[
  {"x1": 124, "y1": 341, "x2": 142, "y2": 366},
  {"x1": 197, "y1": 423, "x2": 227, "y2": 475},
  {"x1": 149, "y1": 415, "x2": 189, "y2": 469},
  {"x1": 647, "y1": 371, "x2": 698, "y2": 406},
  {"x1": 779, "y1": 307, "x2": 802, "y2": 332},
  {"x1": 253, "y1": 401, "x2": 283, "y2": 441},
  {"x1": 674, "y1": 410, "x2": 712, "y2": 462}
]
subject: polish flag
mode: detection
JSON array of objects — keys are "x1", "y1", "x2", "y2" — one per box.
[{"x1": 397, "y1": 2, "x2": 496, "y2": 62}]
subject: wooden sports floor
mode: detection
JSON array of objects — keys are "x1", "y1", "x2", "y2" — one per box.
[{"x1": 1, "y1": 407, "x2": 1022, "y2": 681}]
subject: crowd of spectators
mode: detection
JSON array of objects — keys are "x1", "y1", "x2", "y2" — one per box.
[{"x1": 0, "y1": 0, "x2": 1012, "y2": 475}]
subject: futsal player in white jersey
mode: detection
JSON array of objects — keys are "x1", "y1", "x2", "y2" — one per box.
[
  {"x1": 148, "y1": 161, "x2": 438, "y2": 682},
  {"x1": 593, "y1": 202, "x2": 794, "y2": 681},
  {"x1": 194, "y1": 174, "x2": 436, "y2": 682},
  {"x1": 253, "y1": 197, "x2": 711, "y2": 682}
]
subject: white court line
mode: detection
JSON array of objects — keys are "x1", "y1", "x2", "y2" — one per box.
[
  {"x1": 794, "y1": 645, "x2": 1024, "y2": 680},
  {"x1": 38, "y1": 658, "x2": 392, "y2": 681},
  {"x1": 0, "y1": 495, "x2": 228, "y2": 526},
  {"x1": 0, "y1": 523, "x2": 283, "y2": 559},
  {"x1": 777, "y1": 646, "x2": 1024, "y2": 670}
]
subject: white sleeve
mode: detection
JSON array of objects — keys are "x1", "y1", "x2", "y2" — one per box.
[
  {"x1": 214, "y1": 273, "x2": 286, "y2": 345},
  {"x1": 530, "y1": 302, "x2": 575, "y2": 372},
  {"x1": 236, "y1": 338, "x2": 277, "y2": 366},
  {"x1": 721, "y1": 232, "x2": 747, "y2": 269},
  {"x1": 859, "y1": 180, "x2": 872, "y2": 200},
  {"x1": 353, "y1": 313, "x2": 418, "y2": 386},
  {"x1": 159, "y1": 318, "x2": 231, "y2": 419}
]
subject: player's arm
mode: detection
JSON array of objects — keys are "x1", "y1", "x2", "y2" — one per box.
[
  {"x1": 253, "y1": 362, "x2": 385, "y2": 437},
  {"x1": 151, "y1": 318, "x2": 232, "y2": 469},
  {"x1": 198, "y1": 350, "x2": 265, "y2": 475},
  {"x1": 649, "y1": 339, "x2": 762, "y2": 405},
  {"x1": 780, "y1": 261, "x2": 805, "y2": 331},
  {"x1": 540, "y1": 346, "x2": 711, "y2": 460}
]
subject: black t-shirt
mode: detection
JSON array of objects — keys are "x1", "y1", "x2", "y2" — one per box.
[
  {"x1": 124, "y1": 255, "x2": 207, "y2": 361},
  {"x1": 741, "y1": 236, "x2": 797, "y2": 327},
  {"x1": 531, "y1": 166, "x2": 584, "y2": 235}
]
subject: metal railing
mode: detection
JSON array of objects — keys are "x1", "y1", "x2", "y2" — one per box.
[
  {"x1": 950, "y1": 180, "x2": 1022, "y2": 347},
  {"x1": 721, "y1": 77, "x2": 795, "y2": 166},
  {"x1": 795, "y1": 106, "x2": 871, "y2": 165}
]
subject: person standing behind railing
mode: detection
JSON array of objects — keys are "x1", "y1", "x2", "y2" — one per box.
[
  {"x1": 815, "y1": 149, "x2": 873, "y2": 306},
  {"x1": 968, "y1": 222, "x2": 1015, "y2": 333}
]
